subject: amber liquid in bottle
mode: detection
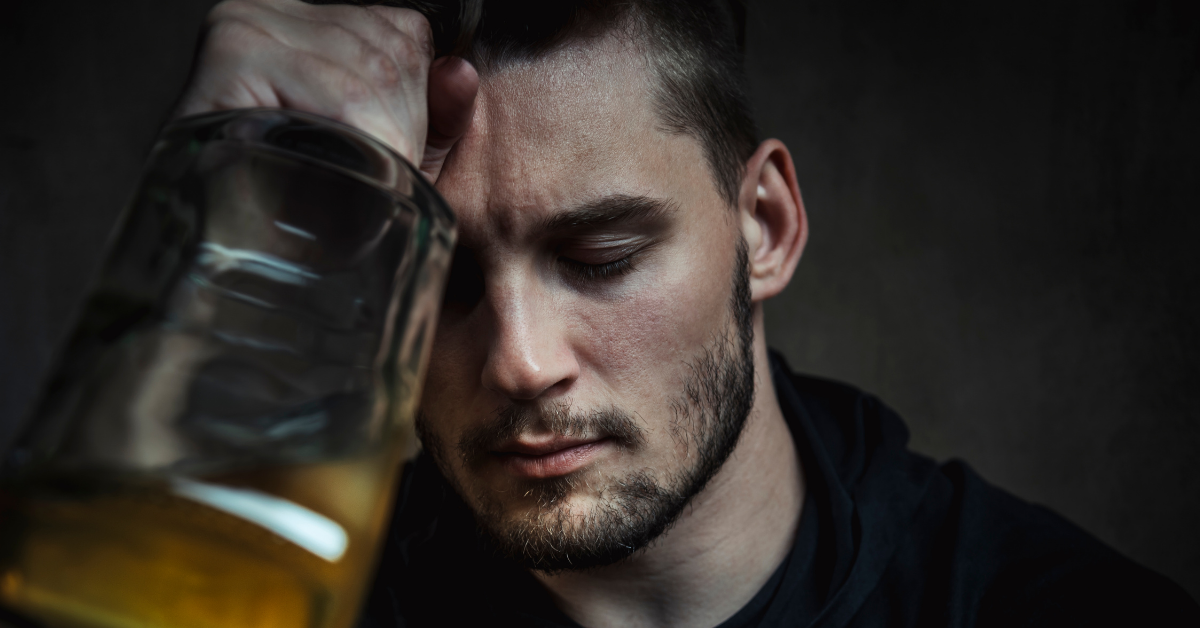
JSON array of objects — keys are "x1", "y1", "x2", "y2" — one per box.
[
  {"x1": 0, "y1": 441, "x2": 406, "y2": 628},
  {"x1": 0, "y1": 109, "x2": 453, "y2": 628}
]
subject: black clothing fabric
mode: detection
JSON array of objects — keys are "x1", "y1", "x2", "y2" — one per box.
[{"x1": 360, "y1": 351, "x2": 1200, "y2": 627}]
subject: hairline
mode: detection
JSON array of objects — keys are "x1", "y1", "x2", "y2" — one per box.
[{"x1": 465, "y1": 10, "x2": 749, "y2": 209}]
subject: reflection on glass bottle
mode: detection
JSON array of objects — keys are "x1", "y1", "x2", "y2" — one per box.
[{"x1": 0, "y1": 109, "x2": 455, "y2": 628}]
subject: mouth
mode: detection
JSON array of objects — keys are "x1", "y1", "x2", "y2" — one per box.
[{"x1": 491, "y1": 437, "x2": 611, "y2": 479}]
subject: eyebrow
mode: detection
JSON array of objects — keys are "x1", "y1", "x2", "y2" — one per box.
[{"x1": 538, "y1": 194, "x2": 677, "y2": 234}]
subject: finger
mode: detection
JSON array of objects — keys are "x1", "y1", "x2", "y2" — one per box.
[
  {"x1": 252, "y1": 2, "x2": 437, "y2": 165},
  {"x1": 363, "y1": 4, "x2": 435, "y2": 61},
  {"x1": 268, "y1": 0, "x2": 434, "y2": 67},
  {"x1": 180, "y1": 2, "x2": 433, "y2": 163},
  {"x1": 181, "y1": 21, "x2": 423, "y2": 162},
  {"x1": 421, "y1": 56, "x2": 479, "y2": 181},
  {"x1": 224, "y1": 2, "x2": 435, "y2": 122},
  {"x1": 261, "y1": 11, "x2": 435, "y2": 158}
]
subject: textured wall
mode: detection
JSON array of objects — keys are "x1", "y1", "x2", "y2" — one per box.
[
  {"x1": 0, "y1": 0, "x2": 220, "y2": 446},
  {"x1": 752, "y1": 0, "x2": 1200, "y2": 600},
  {"x1": 1, "y1": 0, "x2": 1197, "y2": 602}
]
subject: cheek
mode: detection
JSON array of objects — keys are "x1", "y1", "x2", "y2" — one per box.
[
  {"x1": 568, "y1": 236, "x2": 735, "y2": 405},
  {"x1": 573, "y1": 138, "x2": 737, "y2": 398}
]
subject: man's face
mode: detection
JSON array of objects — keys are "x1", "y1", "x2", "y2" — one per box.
[{"x1": 418, "y1": 37, "x2": 755, "y2": 570}]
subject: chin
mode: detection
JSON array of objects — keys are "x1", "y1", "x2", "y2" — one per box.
[{"x1": 460, "y1": 466, "x2": 687, "y2": 572}]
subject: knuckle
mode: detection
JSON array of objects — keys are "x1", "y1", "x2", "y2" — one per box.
[
  {"x1": 382, "y1": 8, "x2": 434, "y2": 59},
  {"x1": 207, "y1": 0, "x2": 256, "y2": 26},
  {"x1": 389, "y1": 34, "x2": 431, "y2": 74},
  {"x1": 397, "y1": 9, "x2": 433, "y2": 40},
  {"x1": 206, "y1": 0, "x2": 237, "y2": 22},
  {"x1": 204, "y1": 16, "x2": 265, "y2": 55}
]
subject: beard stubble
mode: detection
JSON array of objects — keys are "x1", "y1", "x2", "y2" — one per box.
[{"x1": 417, "y1": 239, "x2": 756, "y2": 572}]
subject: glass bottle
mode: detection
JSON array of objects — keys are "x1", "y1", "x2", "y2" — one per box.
[{"x1": 0, "y1": 108, "x2": 454, "y2": 628}]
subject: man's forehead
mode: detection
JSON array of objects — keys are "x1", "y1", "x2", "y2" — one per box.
[
  {"x1": 478, "y1": 35, "x2": 655, "y2": 134},
  {"x1": 435, "y1": 35, "x2": 704, "y2": 243}
]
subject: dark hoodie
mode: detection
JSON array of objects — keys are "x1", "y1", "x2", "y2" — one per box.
[{"x1": 360, "y1": 351, "x2": 1200, "y2": 627}]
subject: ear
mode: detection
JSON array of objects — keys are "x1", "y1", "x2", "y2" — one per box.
[{"x1": 737, "y1": 139, "x2": 808, "y2": 303}]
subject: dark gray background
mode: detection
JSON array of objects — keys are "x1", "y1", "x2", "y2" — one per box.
[{"x1": 1, "y1": 0, "x2": 1197, "y2": 602}]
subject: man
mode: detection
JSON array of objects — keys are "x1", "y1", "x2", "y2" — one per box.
[{"x1": 176, "y1": 0, "x2": 1199, "y2": 626}]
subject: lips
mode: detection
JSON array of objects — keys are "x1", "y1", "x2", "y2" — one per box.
[{"x1": 492, "y1": 437, "x2": 609, "y2": 479}]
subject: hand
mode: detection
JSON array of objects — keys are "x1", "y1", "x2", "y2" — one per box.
[{"x1": 175, "y1": 0, "x2": 478, "y2": 181}]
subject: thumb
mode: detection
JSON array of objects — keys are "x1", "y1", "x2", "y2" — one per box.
[{"x1": 421, "y1": 56, "x2": 479, "y2": 181}]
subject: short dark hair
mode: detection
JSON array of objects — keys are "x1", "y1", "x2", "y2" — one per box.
[{"x1": 376, "y1": 0, "x2": 758, "y2": 206}]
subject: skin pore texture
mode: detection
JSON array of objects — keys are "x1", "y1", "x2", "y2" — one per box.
[
  {"x1": 172, "y1": 3, "x2": 808, "y2": 626},
  {"x1": 419, "y1": 33, "x2": 811, "y2": 628}
]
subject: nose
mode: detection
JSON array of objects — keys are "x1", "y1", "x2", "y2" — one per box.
[{"x1": 480, "y1": 277, "x2": 579, "y2": 401}]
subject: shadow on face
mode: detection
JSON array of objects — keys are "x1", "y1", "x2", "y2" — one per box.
[{"x1": 414, "y1": 34, "x2": 757, "y2": 570}]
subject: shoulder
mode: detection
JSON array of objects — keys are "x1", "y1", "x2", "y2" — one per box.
[
  {"x1": 768, "y1": 351, "x2": 1200, "y2": 627},
  {"x1": 942, "y1": 462, "x2": 1200, "y2": 627},
  {"x1": 843, "y1": 458, "x2": 1200, "y2": 627}
]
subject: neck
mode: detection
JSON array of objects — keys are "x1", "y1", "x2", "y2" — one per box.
[{"x1": 533, "y1": 316, "x2": 804, "y2": 628}]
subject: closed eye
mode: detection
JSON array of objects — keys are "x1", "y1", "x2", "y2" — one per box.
[{"x1": 558, "y1": 255, "x2": 636, "y2": 282}]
